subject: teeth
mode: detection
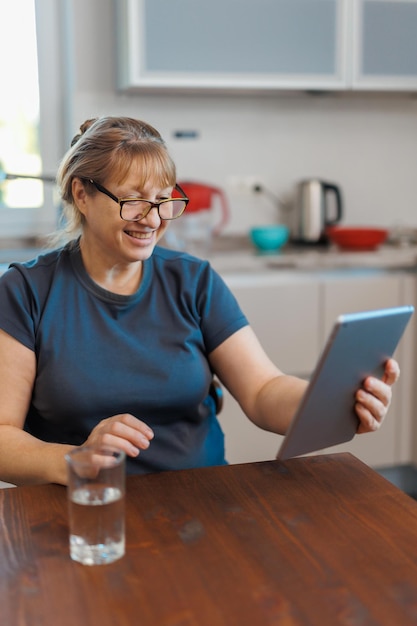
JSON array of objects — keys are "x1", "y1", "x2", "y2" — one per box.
[{"x1": 126, "y1": 231, "x2": 152, "y2": 240}]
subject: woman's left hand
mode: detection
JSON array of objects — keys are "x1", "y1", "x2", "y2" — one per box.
[{"x1": 355, "y1": 357, "x2": 400, "y2": 434}]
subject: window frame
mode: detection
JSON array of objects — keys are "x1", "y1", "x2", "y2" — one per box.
[{"x1": 0, "y1": 0, "x2": 67, "y2": 240}]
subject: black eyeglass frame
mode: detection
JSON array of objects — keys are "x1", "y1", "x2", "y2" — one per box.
[{"x1": 87, "y1": 179, "x2": 189, "y2": 222}]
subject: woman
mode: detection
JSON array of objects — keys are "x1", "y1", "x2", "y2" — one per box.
[{"x1": 0, "y1": 116, "x2": 400, "y2": 486}]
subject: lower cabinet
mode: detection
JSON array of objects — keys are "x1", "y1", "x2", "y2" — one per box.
[
  {"x1": 219, "y1": 272, "x2": 320, "y2": 465},
  {"x1": 218, "y1": 269, "x2": 417, "y2": 468}
]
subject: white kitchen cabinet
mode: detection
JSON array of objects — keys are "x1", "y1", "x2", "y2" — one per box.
[
  {"x1": 116, "y1": 0, "x2": 417, "y2": 92},
  {"x1": 352, "y1": 0, "x2": 417, "y2": 90},
  {"x1": 225, "y1": 273, "x2": 321, "y2": 377},
  {"x1": 321, "y1": 270, "x2": 403, "y2": 335},
  {"x1": 218, "y1": 272, "x2": 320, "y2": 464},
  {"x1": 218, "y1": 269, "x2": 417, "y2": 469},
  {"x1": 115, "y1": 0, "x2": 349, "y2": 92}
]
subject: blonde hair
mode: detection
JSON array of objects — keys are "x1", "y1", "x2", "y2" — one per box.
[{"x1": 54, "y1": 116, "x2": 177, "y2": 243}]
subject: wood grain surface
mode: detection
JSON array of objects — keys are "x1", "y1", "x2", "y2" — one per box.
[{"x1": 1, "y1": 453, "x2": 417, "y2": 626}]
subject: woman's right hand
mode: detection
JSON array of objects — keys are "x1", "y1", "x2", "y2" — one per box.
[{"x1": 83, "y1": 414, "x2": 154, "y2": 457}]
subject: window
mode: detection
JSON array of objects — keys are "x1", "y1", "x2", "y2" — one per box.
[{"x1": 0, "y1": 0, "x2": 64, "y2": 240}]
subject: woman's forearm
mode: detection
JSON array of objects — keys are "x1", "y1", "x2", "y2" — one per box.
[
  {"x1": 250, "y1": 375, "x2": 308, "y2": 435},
  {"x1": 0, "y1": 425, "x2": 75, "y2": 486}
]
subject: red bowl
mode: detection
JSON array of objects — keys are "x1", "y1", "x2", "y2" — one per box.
[{"x1": 326, "y1": 226, "x2": 388, "y2": 251}]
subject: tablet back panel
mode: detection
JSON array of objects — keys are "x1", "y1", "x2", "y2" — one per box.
[{"x1": 277, "y1": 305, "x2": 414, "y2": 461}]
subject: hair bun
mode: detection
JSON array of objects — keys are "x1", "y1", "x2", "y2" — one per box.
[{"x1": 70, "y1": 118, "x2": 98, "y2": 147}]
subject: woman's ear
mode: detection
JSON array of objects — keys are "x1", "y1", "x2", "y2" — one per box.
[{"x1": 72, "y1": 178, "x2": 89, "y2": 215}]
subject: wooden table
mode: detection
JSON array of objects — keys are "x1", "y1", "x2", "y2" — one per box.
[{"x1": 2, "y1": 453, "x2": 417, "y2": 626}]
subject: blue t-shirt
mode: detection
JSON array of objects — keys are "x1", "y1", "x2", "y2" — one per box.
[{"x1": 0, "y1": 242, "x2": 248, "y2": 474}]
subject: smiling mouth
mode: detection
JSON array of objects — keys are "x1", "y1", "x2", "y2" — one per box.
[{"x1": 125, "y1": 230, "x2": 154, "y2": 240}]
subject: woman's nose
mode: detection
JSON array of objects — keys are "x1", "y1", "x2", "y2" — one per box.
[{"x1": 142, "y1": 205, "x2": 162, "y2": 227}]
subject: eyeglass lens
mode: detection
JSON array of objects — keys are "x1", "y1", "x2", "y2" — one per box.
[{"x1": 121, "y1": 199, "x2": 187, "y2": 221}]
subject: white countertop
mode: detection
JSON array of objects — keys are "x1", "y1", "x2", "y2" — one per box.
[
  {"x1": 1, "y1": 241, "x2": 417, "y2": 278},
  {"x1": 208, "y1": 242, "x2": 417, "y2": 276}
]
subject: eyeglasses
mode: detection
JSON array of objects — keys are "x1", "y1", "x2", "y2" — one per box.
[{"x1": 88, "y1": 179, "x2": 189, "y2": 222}]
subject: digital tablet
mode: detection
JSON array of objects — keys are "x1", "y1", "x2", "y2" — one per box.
[{"x1": 276, "y1": 305, "x2": 414, "y2": 461}]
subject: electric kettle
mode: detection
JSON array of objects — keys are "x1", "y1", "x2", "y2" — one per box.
[
  {"x1": 167, "y1": 181, "x2": 230, "y2": 256},
  {"x1": 291, "y1": 179, "x2": 343, "y2": 244}
]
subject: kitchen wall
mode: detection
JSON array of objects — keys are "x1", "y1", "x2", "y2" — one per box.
[{"x1": 62, "y1": 0, "x2": 417, "y2": 235}]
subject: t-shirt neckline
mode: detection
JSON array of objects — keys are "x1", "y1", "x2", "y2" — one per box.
[{"x1": 69, "y1": 243, "x2": 151, "y2": 304}]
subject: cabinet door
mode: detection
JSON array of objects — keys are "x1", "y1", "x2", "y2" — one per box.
[
  {"x1": 218, "y1": 274, "x2": 320, "y2": 464},
  {"x1": 116, "y1": 0, "x2": 349, "y2": 91},
  {"x1": 352, "y1": 0, "x2": 417, "y2": 90},
  {"x1": 320, "y1": 271, "x2": 406, "y2": 467},
  {"x1": 321, "y1": 270, "x2": 402, "y2": 335},
  {"x1": 225, "y1": 273, "x2": 321, "y2": 375}
]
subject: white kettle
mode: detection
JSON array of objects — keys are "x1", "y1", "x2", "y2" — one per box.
[{"x1": 291, "y1": 179, "x2": 343, "y2": 244}]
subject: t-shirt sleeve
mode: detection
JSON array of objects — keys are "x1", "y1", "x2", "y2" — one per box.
[
  {"x1": 196, "y1": 264, "x2": 249, "y2": 353},
  {"x1": 0, "y1": 266, "x2": 37, "y2": 351}
]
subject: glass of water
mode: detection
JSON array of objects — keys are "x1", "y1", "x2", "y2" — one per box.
[{"x1": 65, "y1": 447, "x2": 126, "y2": 566}]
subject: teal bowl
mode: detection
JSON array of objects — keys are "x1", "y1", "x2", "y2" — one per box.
[{"x1": 249, "y1": 225, "x2": 290, "y2": 252}]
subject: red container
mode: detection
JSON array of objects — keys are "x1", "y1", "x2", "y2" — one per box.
[
  {"x1": 175, "y1": 181, "x2": 229, "y2": 235},
  {"x1": 326, "y1": 226, "x2": 388, "y2": 251}
]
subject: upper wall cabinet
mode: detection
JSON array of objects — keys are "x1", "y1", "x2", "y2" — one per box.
[
  {"x1": 115, "y1": 0, "x2": 417, "y2": 92},
  {"x1": 115, "y1": 0, "x2": 349, "y2": 92},
  {"x1": 352, "y1": 0, "x2": 417, "y2": 90}
]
